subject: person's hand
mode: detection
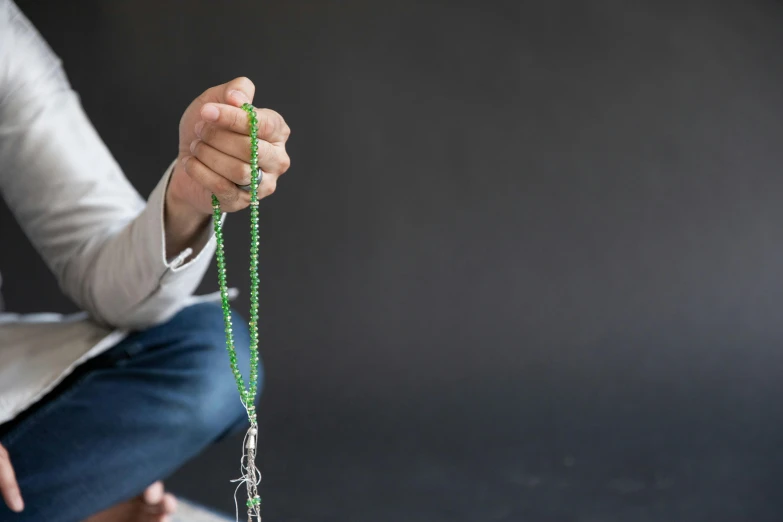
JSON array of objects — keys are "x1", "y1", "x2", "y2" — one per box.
[
  {"x1": 0, "y1": 443, "x2": 23, "y2": 513},
  {"x1": 168, "y1": 76, "x2": 292, "y2": 216}
]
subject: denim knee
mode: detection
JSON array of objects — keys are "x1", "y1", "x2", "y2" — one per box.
[{"x1": 157, "y1": 302, "x2": 264, "y2": 442}]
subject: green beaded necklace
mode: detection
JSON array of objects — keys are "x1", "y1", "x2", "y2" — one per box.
[{"x1": 211, "y1": 102, "x2": 263, "y2": 521}]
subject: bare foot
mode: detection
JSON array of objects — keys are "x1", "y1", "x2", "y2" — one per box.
[{"x1": 84, "y1": 481, "x2": 177, "y2": 522}]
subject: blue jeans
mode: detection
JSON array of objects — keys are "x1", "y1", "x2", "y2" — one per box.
[{"x1": 0, "y1": 302, "x2": 260, "y2": 521}]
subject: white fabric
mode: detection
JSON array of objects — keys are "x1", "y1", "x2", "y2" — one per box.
[
  {"x1": 173, "y1": 499, "x2": 233, "y2": 522},
  {"x1": 0, "y1": 0, "x2": 222, "y2": 424}
]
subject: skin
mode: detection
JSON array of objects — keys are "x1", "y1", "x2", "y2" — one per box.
[
  {"x1": 167, "y1": 76, "x2": 291, "y2": 256},
  {"x1": 0, "y1": 77, "x2": 291, "y2": 520}
]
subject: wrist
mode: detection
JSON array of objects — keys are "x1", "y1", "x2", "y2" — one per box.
[{"x1": 164, "y1": 163, "x2": 211, "y2": 258}]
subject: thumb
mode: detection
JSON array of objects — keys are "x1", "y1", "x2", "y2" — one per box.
[
  {"x1": 222, "y1": 76, "x2": 255, "y2": 107},
  {"x1": 200, "y1": 76, "x2": 256, "y2": 108}
]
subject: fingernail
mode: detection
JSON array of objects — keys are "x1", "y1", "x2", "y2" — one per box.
[
  {"x1": 190, "y1": 140, "x2": 199, "y2": 154},
  {"x1": 201, "y1": 104, "x2": 219, "y2": 122},
  {"x1": 228, "y1": 90, "x2": 249, "y2": 103},
  {"x1": 194, "y1": 121, "x2": 205, "y2": 137},
  {"x1": 180, "y1": 156, "x2": 190, "y2": 166},
  {"x1": 10, "y1": 494, "x2": 23, "y2": 512}
]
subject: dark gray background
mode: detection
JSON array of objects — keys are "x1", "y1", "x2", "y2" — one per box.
[{"x1": 3, "y1": 1, "x2": 783, "y2": 520}]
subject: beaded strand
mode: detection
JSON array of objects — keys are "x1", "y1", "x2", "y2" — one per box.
[{"x1": 210, "y1": 102, "x2": 263, "y2": 520}]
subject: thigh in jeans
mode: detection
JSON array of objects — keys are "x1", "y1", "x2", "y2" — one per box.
[{"x1": 0, "y1": 302, "x2": 259, "y2": 522}]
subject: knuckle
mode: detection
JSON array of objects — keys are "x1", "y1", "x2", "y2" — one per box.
[
  {"x1": 215, "y1": 180, "x2": 239, "y2": 204},
  {"x1": 258, "y1": 112, "x2": 273, "y2": 139},
  {"x1": 269, "y1": 110, "x2": 285, "y2": 135},
  {"x1": 222, "y1": 191, "x2": 239, "y2": 206},
  {"x1": 278, "y1": 153, "x2": 291, "y2": 173},
  {"x1": 258, "y1": 141, "x2": 273, "y2": 163},
  {"x1": 226, "y1": 192, "x2": 250, "y2": 212},
  {"x1": 263, "y1": 179, "x2": 277, "y2": 197},
  {"x1": 238, "y1": 190, "x2": 251, "y2": 208}
]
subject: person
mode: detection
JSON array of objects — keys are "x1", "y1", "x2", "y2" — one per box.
[{"x1": 0, "y1": 1, "x2": 291, "y2": 520}]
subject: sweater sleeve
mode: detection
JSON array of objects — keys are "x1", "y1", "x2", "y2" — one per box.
[{"x1": 0, "y1": 0, "x2": 218, "y2": 328}]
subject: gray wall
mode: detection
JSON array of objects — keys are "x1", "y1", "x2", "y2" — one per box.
[{"x1": 4, "y1": 1, "x2": 783, "y2": 520}]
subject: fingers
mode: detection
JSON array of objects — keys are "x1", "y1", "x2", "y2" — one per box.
[
  {"x1": 0, "y1": 445, "x2": 23, "y2": 513},
  {"x1": 188, "y1": 76, "x2": 290, "y2": 208},
  {"x1": 199, "y1": 104, "x2": 291, "y2": 145},
  {"x1": 142, "y1": 482, "x2": 177, "y2": 522},
  {"x1": 181, "y1": 156, "x2": 249, "y2": 212},
  {"x1": 181, "y1": 156, "x2": 278, "y2": 210},
  {"x1": 193, "y1": 125, "x2": 289, "y2": 176},
  {"x1": 161, "y1": 493, "x2": 178, "y2": 515},
  {"x1": 143, "y1": 481, "x2": 165, "y2": 505},
  {"x1": 190, "y1": 139, "x2": 251, "y2": 185}
]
